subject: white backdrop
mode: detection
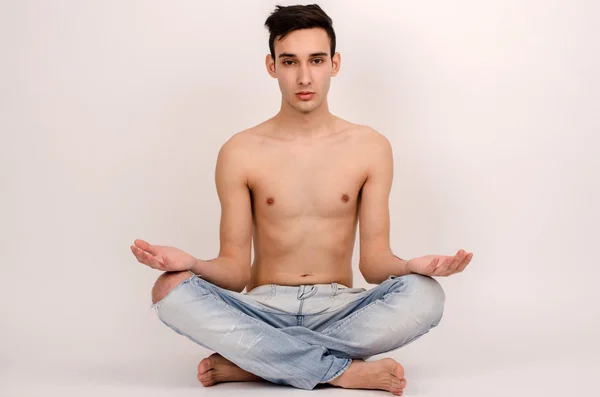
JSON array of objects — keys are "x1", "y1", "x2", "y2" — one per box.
[{"x1": 1, "y1": 1, "x2": 598, "y2": 396}]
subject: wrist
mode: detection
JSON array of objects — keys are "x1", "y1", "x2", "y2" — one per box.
[
  {"x1": 404, "y1": 258, "x2": 412, "y2": 274},
  {"x1": 190, "y1": 258, "x2": 204, "y2": 274}
]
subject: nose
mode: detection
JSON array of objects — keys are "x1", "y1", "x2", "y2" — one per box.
[{"x1": 297, "y1": 64, "x2": 312, "y2": 86}]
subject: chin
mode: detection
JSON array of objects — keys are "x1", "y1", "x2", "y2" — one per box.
[
  {"x1": 295, "y1": 101, "x2": 320, "y2": 113},
  {"x1": 295, "y1": 106, "x2": 314, "y2": 113},
  {"x1": 299, "y1": 107, "x2": 318, "y2": 114}
]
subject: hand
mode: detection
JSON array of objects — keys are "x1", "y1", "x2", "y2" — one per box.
[
  {"x1": 406, "y1": 249, "x2": 473, "y2": 277},
  {"x1": 130, "y1": 239, "x2": 197, "y2": 272}
]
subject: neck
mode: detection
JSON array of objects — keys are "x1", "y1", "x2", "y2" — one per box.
[{"x1": 273, "y1": 98, "x2": 335, "y2": 139}]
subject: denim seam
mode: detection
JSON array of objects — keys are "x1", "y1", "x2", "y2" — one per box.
[
  {"x1": 329, "y1": 283, "x2": 337, "y2": 300},
  {"x1": 297, "y1": 289, "x2": 372, "y2": 316},
  {"x1": 188, "y1": 276, "x2": 287, "y2": 315}
]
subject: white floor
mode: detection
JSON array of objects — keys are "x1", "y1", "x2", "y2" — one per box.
[
  {"x1": 2, "y1": 315, "x2": 596, "y2": 397},
  {"x1": 2, "y1": 258, "x2": 597, "y2": 397}
]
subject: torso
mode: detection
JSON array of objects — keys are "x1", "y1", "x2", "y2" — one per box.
[{"x1": 240, "y1": 117, "x2": 374, "y2": 292}]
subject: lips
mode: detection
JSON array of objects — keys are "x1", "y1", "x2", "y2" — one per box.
[{"x1": 296, "y1": 92, "x2": 315, "y2": 100}]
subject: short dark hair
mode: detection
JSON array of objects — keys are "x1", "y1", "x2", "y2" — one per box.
[{"x1": 264, "y1": 4, "x2": 336, "y2": 60}]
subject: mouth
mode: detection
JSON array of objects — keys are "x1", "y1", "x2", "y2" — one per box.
[{"x1": 296, "y1": 91, "x2": 315, "y2": 100}]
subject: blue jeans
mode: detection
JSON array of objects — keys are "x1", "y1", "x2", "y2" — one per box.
[{"x1": 152, "y1": 271, "x2": 445, "y2": 390}]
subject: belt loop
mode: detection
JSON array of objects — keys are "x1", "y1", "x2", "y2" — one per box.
[
  {"x1": 330, "y1": 282, "x2": 338, "y2": 299},
  {"x1": 297, "y1": 285, "x2": 318, "y2": 300}
]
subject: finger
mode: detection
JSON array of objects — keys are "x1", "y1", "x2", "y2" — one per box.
[
  {"x1": 442, "y1": 254, "x2": 459, "y2": 276},
  {"x1": 131, "y1": 246, "x2": 147, "y2": 265},
  {"x1": 134, "y1": 239, "x2": 161, "y2": 258},
  {"x1": 143, "y1": 251, "x2": 166, "y2": 270},
  {"x1": 447, "y1": 250, "x2": 466, "y2": 273},
  {"x1": 132, "y1": 246, "x2": 155, "y2": 268},
  {"x1": 456, "y1": 252, "x2": 473, "y2": 272},
  {"x1": 452, "y1": 249, "x2": 467, "y2": 269},
  {"x1": 427, "y1": 257, "x2": 439, "y2": 271},
  {"x1": 132, "y1": 246, "x2": 162, "y2": 269},
  {"x1": 137, "y1": 240, "x2": 160, "y2": 256},
  {"x1": 145, "y1": 245, "x2": 160, "y2": 256},
  {"x1": 133, "y1": 239, "x2": 148, "y2": 250},
  {"x1": 435, "y1": 256, "x2": 452, "y2": 274}
]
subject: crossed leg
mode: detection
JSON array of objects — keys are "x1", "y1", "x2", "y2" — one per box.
[{"x1": 152, "y1": 271, "x2": 444, "y2": 395}]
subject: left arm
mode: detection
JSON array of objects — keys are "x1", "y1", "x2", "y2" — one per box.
[
  {"x1": 358, "y1": 131, "x2": 411, "y2": 284},
  {"x1": 357, "y1": 130, "x2": 474, "y2": 284}
]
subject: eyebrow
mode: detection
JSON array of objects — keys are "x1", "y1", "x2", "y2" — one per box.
[{"x1": 278, "y1": 52, "x2": 329, "y2": 58}]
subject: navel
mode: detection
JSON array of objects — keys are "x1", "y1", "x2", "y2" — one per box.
[{"x1": 266, "y1": 197, "x2": 275, "y2": 205}]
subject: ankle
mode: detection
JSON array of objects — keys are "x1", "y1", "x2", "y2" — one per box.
[{"x1": 329, "y1": 360, "x2": 359, "y2": 386}]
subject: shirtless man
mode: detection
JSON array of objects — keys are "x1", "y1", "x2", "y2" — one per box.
[{"x1": 130, "y1": 4, "x2": 472, "y2": 395}]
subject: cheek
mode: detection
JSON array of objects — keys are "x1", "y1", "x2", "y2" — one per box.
[
  {"x1": 318, "y1": 74, "x2": 331, "y2": 91},
  {"x1": 277, "y1": 74, "x2": 295, "y2": 91},
  {"x1": 277, "y1": 79, "x2": 290, "y2": 93}
]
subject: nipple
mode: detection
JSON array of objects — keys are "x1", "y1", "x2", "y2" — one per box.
[
  {"x1": 266, "y1": 197, "x2": 275, "y2": 205},
  {"x1": 341, "y1": 194, "x2": 350, "y2": 202}
]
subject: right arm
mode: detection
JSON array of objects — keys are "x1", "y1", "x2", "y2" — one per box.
[{"x1": 190, "y1": 135, "x2": 253, "y2": 292}]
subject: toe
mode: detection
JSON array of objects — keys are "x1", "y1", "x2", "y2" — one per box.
[
  {"x1": 391, "y1": 376, "x2": 407, "y2": 395},
  {"x1": 393, "y1": 363, "x2": 405, "y2": 379},
  {"x1": 198, "y1": 358, "x2": 212, "y2": 374},
  {"x1": 198, "y1": 370, "x2": 215, "y2": 387}
]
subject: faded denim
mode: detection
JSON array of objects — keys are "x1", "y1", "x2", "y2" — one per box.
[{"x1": 152, "y1": 271, "x2": 445, "y2": 390}]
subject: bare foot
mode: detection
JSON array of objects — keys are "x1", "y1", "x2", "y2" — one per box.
[
  {"x1": 328, "y1": 358, "x2": 407, "y2": 395},
  {"x1": 197, "y1": 353, "x2": 263, "y2": 387}
]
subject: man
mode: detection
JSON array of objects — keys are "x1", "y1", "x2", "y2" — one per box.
[{"x1": 130, "y1": 4, "x2": 472, "y2": 395}]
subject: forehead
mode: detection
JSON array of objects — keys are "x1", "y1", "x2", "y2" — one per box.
[{"x1": 274, "y1": 28, "x2": 330, "y2": 56}]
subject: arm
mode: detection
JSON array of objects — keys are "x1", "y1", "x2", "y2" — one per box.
[
  {"x1": 358, "y1": 130, "x2": 411, "y2": 284},
  {"x1": 190, "y1": 135, "x2": 253, "y2": 292}
]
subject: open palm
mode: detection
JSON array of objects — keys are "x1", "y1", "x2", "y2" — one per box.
[
  {"x1": 130, "y1": 239, "x2": 196, "y2": 272},
  {"x1": 407, "y1": 249, "x2": 473, "y2": 277}
]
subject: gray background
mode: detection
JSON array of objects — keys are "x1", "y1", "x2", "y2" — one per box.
[{"x1": 1, "y1": 0, "x2": 598, "y2": 396}]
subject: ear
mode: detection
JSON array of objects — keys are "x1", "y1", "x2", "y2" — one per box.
[
  {"x1": 266, "y1": 54, "x2": 277, "y2": 78},
  {"x1": 331, "y1": 52, "x2": 341, "y2": 77}
]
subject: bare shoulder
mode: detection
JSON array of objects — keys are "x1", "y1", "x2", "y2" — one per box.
[
  {"x1": 215, "y1": 124, "x2": 272, "y2": 187},
  {"x1": 220, "y1": 130, "x2": 254, "y2": 152},
  {"x1": 348, "y1": 124, "x2": 393, "y2": 157},
  {"x1": 218, "y1": 123, "x2": 269, "y2": 156}
]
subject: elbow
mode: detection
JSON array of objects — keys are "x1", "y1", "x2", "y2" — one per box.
[
  {"x1": 359, "y1": 263, "x2": 379, "y2": 285},
  {"x1": 236, "y1": 268, "x2": 251, "y2": 293},
  {"x1": 361, "y1": 272, "x2": 382, "y2": 285},
  {"x1": 217, "y1": 254, "x2": 251, "y2": 292},
  {"x1": 359, "y1": 251, "x2": 394, "y2": 285},
  {"x1": 236, "y1": 278, "x2": 249, "y2": 293}
]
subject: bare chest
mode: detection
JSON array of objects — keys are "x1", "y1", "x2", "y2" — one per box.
[{"x1": 248, "y1": 142, "x2": 367, "y2": 219}]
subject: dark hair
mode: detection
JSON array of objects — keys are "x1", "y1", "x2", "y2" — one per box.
[{"x1": 264, "y1": 4, "x2": 336, "y2": 60}]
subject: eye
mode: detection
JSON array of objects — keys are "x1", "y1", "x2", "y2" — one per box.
[
  {"x1": 312, "y1": 58, "x2": 324, "y2": 64},
  {"x1": 283, "y1": 60, "x2": 295, "y2": 66}
]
